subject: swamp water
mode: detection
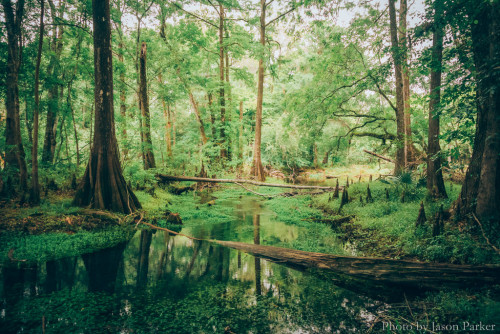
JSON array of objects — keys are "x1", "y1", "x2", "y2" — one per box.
[{"x1": 1, "y1": 196, "x2": 395, "y2": 333}]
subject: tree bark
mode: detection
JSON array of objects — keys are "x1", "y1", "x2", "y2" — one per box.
[
  {"x1": 42, "y1": 85, "x2": 58, "y2": 163},
  {"x1": 388, "y1": 0, "x2": 406, "y2": 175},
  {"x1": 219, "y1": 4, "x2": 227, "y2": 159},
  {"x1": 2, "y1": 0, "x2": 28, "y2": 192},
  {"x1": 474, "y1": 2, "x2": 500, "y2": 222},
  {"x1": 426, "y1": 0, "x2": 447, "y2": 199},
  {"x1": 456, "y1": 1, "x2": 499, "y2": 223},
  {"x1": 399, "y1": 0, "x2": 412, "y2": 165},
  {"x1": 42, "y1": 0, "x2": 64, "y2": 164},
  {"x1": 252, "y1": 0, "x2": 266, "y2": 181},
  {"x1": 73, "y1": 0, "x2": 140, "y2": 214},
  {"x1": 225, "y1": 38, "x2": 232, "y2": 161},
  {"x1": 118, "y1": 41, "x2": 128, "y2": 161},
  {"x1": 30, "y1": 0, "x2": 45, "y2": 205},
  {"x1": 238, "y1": 100, "x2": 244, "y2": 169},
  {"x1": 159, "y1": 73, "x2": 172, "y2": 157},
  {"x1": 139, "y1": 42, "x2": 156, "y2": 169}
]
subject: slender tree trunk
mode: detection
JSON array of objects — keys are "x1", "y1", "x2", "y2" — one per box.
[
  {"x1": 73, "y1": 0, "x2": 140, "y2": 214},
  {"x1": 208, "y1": 92, "x2": 217, "y2": 138},
  {"x1": 42, "y1": 0, "x2": 64, "y2": 164},
  {"x1": 2, "y1": 0, "x2": 28, "y2": 192},
  {"x1": 400, "y1": 0, "x2": 412, "y2": 165},
  {"x1": 166, "y1": 103, "x2": 172, "y2": 156},
  {"x1": 159, "y1": 73, "x2": 172, "y2": 157},
  {"x1": 29, "y1": 0, "x2": 44, "y2": 205},
  {"x1": 225, "y1": 46, "x2": 232, "y2": 161},
  {"x1": 70, "y1": 89, "x2": 80, "y2": 166},
  {"x1": 238, "y1": 101, "x2": 244, "y2": 169},
  {"x1": 388, "y1": 0, "x2": 406, "y2": 175},
  {"x1": 219, "y1": 4, "x2": 227, "y2": 159},
  {"x1": 426, "y1": 0, "x2": 447, "y2": 199},
  {"x1": 118, "y1": 41, "x2": 128, "y2": 161},
  {"x1": 139, "y1": 42, "x2": 156, "y2": 169},
  {"x1": 252, "y1": 0, "x2": 266, "y2": 181},
  {"x1": 158, "y1": 22, "x2": 206, "y2": 146},
  {"x1": 188, "y1": 89, "x2": 208, "y2": 145},
  {"x1": 172, "y1": 107, "x2": 176, "y2": 146}
]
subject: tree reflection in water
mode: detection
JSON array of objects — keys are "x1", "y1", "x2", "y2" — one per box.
[{"x1": 0, "y1": 197, "x2": 387, "y2": 333}]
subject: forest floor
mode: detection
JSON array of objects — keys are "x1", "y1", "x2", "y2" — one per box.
[
  {"x1": 0, "y1": 164, "x2": 498, "y2": 264},
  {"x1": 1, "y1": 164, "x2": 499, "y2": 331}
]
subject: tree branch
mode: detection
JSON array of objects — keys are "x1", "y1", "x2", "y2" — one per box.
[
  {"x1": 265, "y1": 6, "x2": 296, "y2": 27},
  {"x1": 173, "y1": 3, "x2": 218, "y2": 29}
]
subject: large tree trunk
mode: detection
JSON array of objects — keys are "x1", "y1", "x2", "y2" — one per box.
[
  {"x1": 426, "y1": 0, "x2": 447, "y2": 199},
  {"x1": 73, "y1": 0, "x2": 140, "y2": 214},
  {"x1": 30, "y1": 0, "x2": 45, "y2": 205},
  {"x1": 2, "y1": 0, "x2": 28, "y2": 192},
  {"x1": 474, "y1": 2, "x2": 500, "y2": 222},
  {"x1": 139, "y1": 42, "x2": 156, "y2": 170},
  {"x1": 252, "y1": 0, "x2": 266, "y2": 181},
  {"x1": 456, "y1": 1, "x2": 499, "y2": 223},
  {"x1": 219, "y1": 4, "x2": 227, "y2": 159},
  {"x1": 388, "y1": 0, "x2": 406, "y2": 174}
]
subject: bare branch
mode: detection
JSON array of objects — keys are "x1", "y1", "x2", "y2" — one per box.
[
  {"x1": 266, "y1": 6, "x2": 296, "y2": 27},
  {"x1": 173, "y1": 3, "x2": 218, "y2": 29}
]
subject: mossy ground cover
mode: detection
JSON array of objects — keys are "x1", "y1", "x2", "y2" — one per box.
[{"x1": 0, "y1": 190, "x2": 135, "y2": 263}]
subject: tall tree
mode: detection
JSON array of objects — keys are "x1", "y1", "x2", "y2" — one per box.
[
  {"x1": 399, "y1": 0, "x2": 413, "y2": 164},
  {"x1": 30, "y1": 0, "x2": 46, "y2": 205},
  {"x1": 252, "y1": 0, "x2": 267, "y2": 181},
  {"x1": 426, "y1": 0, "x2": 447, "y2": 199},
  {"x1": 42, "y1": 0, "x2": 65, "y2": 164},
  {"x1": 252, "y1": 0, "x2": 300, "y2": 181},
  {"x1": 2, "y1": 0, "x2": 28, "y2": 192},
  {"x1": 218, "y1": 3, "x2": 227, "y2": 159},
  {"x1": 455, "y1": 0, "x2": 499, "y2": 223},
  {"x1": 139, "y1": 42, "x2": 156, "y2": 169},
  {"x1": 388, "y1": 0, "x2": 406, "y2": 174},
  {"x1": 73, "y1": 0, "x2": 140, "y2": 213}
]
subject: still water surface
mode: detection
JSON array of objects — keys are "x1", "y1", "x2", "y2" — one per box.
[{"x1": 1, "y1": 197, "x2": 389, "y2": 333}]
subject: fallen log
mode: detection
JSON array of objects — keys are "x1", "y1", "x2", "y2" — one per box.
[
  {"x1": 215, "y1": 240, "x2": 500, "y2": 290},
  {"x1": 140, "y1": 222, "x2": 500, "y2": 291},
  {"x1": 156, "y1": 174, "x2": 335, "y2": 190},
  {"x1": 363, "y1": 150, "x2": 395, "y2": 163}
]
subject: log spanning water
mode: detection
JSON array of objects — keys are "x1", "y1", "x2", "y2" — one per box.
[
  {"x1": 156, "y1": 174, "x2": 335, "y2": 190},
  {"x1": 141, "y1": 222, "x2": 500, "y2": 291}
]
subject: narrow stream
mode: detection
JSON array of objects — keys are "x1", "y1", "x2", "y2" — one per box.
[{"x1": 0, "y1": 195, "x2": 388, "y2": 333}]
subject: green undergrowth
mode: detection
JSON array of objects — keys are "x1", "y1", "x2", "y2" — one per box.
[
  {"x1": 135, "y1": 182, "x2": 347, "y2": 255},
  {"x1": 0, "y1": 226, "x2": 135, "y2": 264},
  {"x1": 312, "y1": 179, "x2": 499, "y2": 264}
]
